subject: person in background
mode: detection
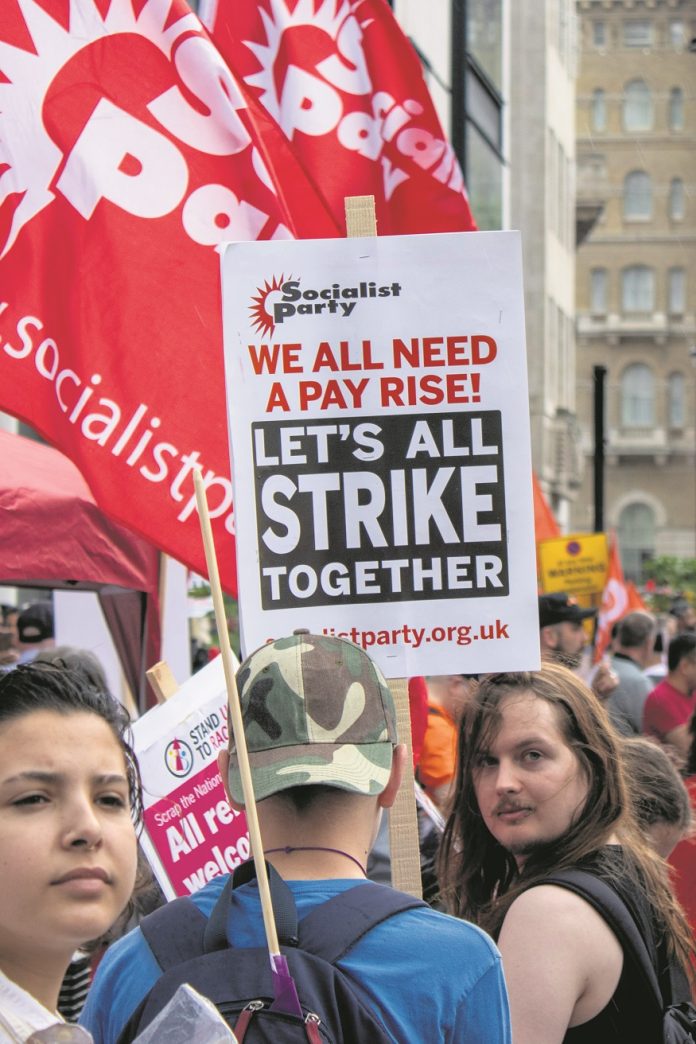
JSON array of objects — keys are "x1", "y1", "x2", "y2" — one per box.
[
  {"x1": 440, "y1": 663, "x2": 694, "y2": 1043},
  {"x1": 668, "y1": 710, "x2": 696, "y2": 940},
  {"x1": 0, "y1": 604, "x2": 19, "y2": 667},
  {"x1": 538, "y1": 592, "x2": 617, "y2": 702},
  {"x1": 539, "y1": 593, "x2": 595, "y2": 670},
  {"x1": 14, "y1": 600, "x2": 55, "y2": 666},
  {"x1": 642, "y1": 634, "x2": 696, "y2": 761},
  {"x1": 36, "y1": 645, "x2": 110, "y2": 694},
  {"x1": 671, "y1": 598, "x2": 696, "y2": 636},
  {"x1": 0, "y1": 663, "x2": 139, "y2": 1041},
  {"x1": 418, "y1": 674, "x2": 479, "y2": 807},
  {"x1": 606, "y1": 610, "x2": 656, "y2": 735},
  {"x1": 621, "y1": 736, "x2": 692, "y2": 858}
]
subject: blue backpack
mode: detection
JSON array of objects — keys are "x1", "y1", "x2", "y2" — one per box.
[{"x1": 117, "y1": 862, "x2": 426, "y2": 1043}]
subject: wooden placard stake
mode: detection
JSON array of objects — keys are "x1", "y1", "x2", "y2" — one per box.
[
  {"x1": 193, "y1": 470, "x2": 281, "y2": 958},
  {"x1": 146, "y1": 660, "x2": 179, "y2": 704},
  {"x1": 344, "y1": 194, "x2": 422, "y2": 898}
]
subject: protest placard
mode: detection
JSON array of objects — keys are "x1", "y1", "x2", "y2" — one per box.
[
  {"x1": 221, "y1": 232, "x2": 539, "y2": 676},
  {"x1": 132, "y1": 656, "x2": 249, "y2": 899},
  {"x1": 539, "y1": 533, "x2": 609, "y2": 596}
]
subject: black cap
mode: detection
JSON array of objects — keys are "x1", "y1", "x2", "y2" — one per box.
[
  {"x1": 539, "y1": 592, "x2": 596, "y2": 629},
  {"x1": 17, "y1": 602, "x2": 54, "y2": 644}
]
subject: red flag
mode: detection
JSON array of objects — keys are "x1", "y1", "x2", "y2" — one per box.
[
  {"x1": 0, "y1": 0, "x2": 473, "y2": 595},
  {"x1": 532, "y1": 472, "x2": 560, "y2": 542},
  {"x1": 203, "y1": 0, "x2": 477, "y2": 236},
  {"x1": 594, "y1": 535, "x2": 636, "y2": 662}
]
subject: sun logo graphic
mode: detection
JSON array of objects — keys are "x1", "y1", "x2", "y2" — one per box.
[
  {"x1": 0, "y1": 0, "x2": 204, "y2": 258},
  {"x1": 164, "y1": 738, "x2": 194, "y2": 778},
  {"x1": 242, "y1": 0, "x2": 370, "y2": 141},
  {"x1": 0, "y1": 0, "x2": 288, "y2": 259},
  {"x1": 250, "y1": 274, "x2": 291, "y2": 338}
]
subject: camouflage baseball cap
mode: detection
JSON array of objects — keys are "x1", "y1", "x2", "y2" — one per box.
[{"x1": 228, "y1": 631, "x2": 397, "y2": 802}]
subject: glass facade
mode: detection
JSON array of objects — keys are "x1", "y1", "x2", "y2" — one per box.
[{"x1": 451, "y1": 0, "x2": 504, "y2": 231}]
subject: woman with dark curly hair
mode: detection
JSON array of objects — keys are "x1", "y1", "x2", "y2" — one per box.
[{"x1": 0, "y1": 662, "x2": 141, "y2": 1041}]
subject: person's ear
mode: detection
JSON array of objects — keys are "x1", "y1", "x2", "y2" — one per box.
[
  {"x1": 378, "y1": 743, "x2": 407, "y2": 809},
  {"x1": 540, "y1": 625, "x2": 557, "y2": 652},
  {"x1": 218, "y1": 749, "x2": 244, "y2": 812}
]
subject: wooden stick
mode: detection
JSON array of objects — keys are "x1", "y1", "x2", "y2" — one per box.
[
  {"x1": 345, "y1": 194, "x2": 377, "y2": 237},
  {"x1": 193, "y1": 470, "x2": 280, "y2": 957},
  {"x1": 344, "y1": 194, "x2": 421, "y2": 897},
  {"x1": 388, "y1": 679, "x2": 423, "y2": 897},
  {"x1": 146, "y1": 660, "x2": 178, "y2": 703}
]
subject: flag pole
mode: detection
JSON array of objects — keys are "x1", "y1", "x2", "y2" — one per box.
[{"x1": 194, "y1": 470, "x2": 302, "y2": 1015}]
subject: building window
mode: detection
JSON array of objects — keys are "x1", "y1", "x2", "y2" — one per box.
[
  {"x1": 590, "y1": 268, "x2": 608, "y2": 314},
  {"x1": 591, "y1": 89, "x2": 606, "y2": 131},
  {"x1": 669, "y1": 21, "x2": 685, "y2": 50},
  {"x1": 618, "y1": 503, "x2": 655, "y2": 582},
  {"x1": 668, "y1": 373, "x2": 686, "y2": 428},
  {"x1": 623, "y1": 80, "x2": 653, "y2": 131},
  {"x1": 623, "y1": 171, "x2": 652, "y2": 219},
  {"x1": 592, "y1": 21, "x2": 606, "y2": 48},
  {"x1": 669, "y1": 178, "x2": 685, "y2": 221},
  {"x1": 623, "y1": 20, "x2": 652, "y2": 48},
  {"x1": 621, "y1": 364, "x2": 655, "y2": 427},
  {"x1": 622, "y1": 265, "x2": 655, "y2": 313},
  {"x1": 668, "y1": 268, "x2": 686, "y2": 314},
  {"x1": 669, "y1": 88, "x2": 684, "y2": 131}
]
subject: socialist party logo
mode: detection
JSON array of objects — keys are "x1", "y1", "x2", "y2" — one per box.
[
  {"x1": 164, "y1": 738, "x2": 194, "y2": 778},
  {"x1": 250, "y1": 275, "x2": 402, "y2": 336}
]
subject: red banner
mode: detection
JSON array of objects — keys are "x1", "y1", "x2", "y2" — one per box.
[
  {"x1": 0, "y1": 0, "x2": 474, "y2": 593},
  {"x1": 204, "y1": 0, "x2": 476, "y2": 237}
]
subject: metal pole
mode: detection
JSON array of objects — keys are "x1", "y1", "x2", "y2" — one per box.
[{"x1": 593, "y1": 365, "x2": 606, "y2": 533}]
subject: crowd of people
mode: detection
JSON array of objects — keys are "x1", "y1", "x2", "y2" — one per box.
[{"x1": 1, "y1": 593, "x2": 696, "y2": 1042}]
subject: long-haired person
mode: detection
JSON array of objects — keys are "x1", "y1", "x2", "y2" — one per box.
[
  {"x1": 439, "y1": 663, "x2": 694, "y2": 1043},
  {"x1": 0, "y1": 663, "x2": 140, "y2": 1040}
]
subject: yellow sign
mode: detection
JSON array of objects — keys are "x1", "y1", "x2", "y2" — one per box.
[{"x1": 538, "y1": 533, "x2": 609, "y2": 595}]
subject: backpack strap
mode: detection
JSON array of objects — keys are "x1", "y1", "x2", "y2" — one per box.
[
  {"x1": 139, "y1": 895, "x2": 207, "y2": 971},
  {"x1": 296, "y1": 882, "x2": 427, "y2": 964},
  {"x1": 543, "y1": 869, "x2": 663, "y2": 1005}
]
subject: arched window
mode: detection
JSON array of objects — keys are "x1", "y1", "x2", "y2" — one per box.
[
  {"x1": 669, "y1": 87, "x2": 684, "y2": 131},
  {"x1": 622, "y1": 266, "x2": 655, "y2": 313},
  {"x1": 669, "y1": 178, "x2": 685, "y2": 221},
  {"x1": 624, "y1": 171, "x2": 652, "y2": 218},
  {"x1": 591, "y1": 89, "x2": 607, "y2": 131},
  {"x1": 621, "y1": 364, "x2": 654, "y2": 427},
  {"x1": 623, "y1": 80, "x2": 653, "y2": 131},
  {"x1": 668, "y1": 373, "x2": 685, "y2": 428},
  {"x1": 618, "y1": 503, "x2": 655, "y2": 582}
]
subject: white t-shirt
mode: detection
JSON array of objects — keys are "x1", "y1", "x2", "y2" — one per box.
[{"x1": 0, "y1": 968, "x2": 68, "y2": 1042}]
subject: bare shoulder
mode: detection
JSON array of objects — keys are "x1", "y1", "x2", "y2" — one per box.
[
  {"x1": 502, "y1": 883, "x2": 622, "y2": 946},
  {"x1": 499, "y1": 885, "x2": 624, "y2": 1043}
]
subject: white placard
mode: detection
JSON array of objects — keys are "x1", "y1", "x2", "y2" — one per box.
[
  {"x1": 221, "y1": 231, "x2": 540, "y2": 676},
  {"x1": 132, "y1": 655, "x2": 249, "y2": 900}
]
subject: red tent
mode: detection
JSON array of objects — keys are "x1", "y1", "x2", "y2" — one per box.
[{"x1": 0, "y1": 429, "x2": 161, "y2": 705}]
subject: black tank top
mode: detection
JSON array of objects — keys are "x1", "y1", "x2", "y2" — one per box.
[{"x1": 547, "y1": 849, "x2": 664, "y2": 1043}]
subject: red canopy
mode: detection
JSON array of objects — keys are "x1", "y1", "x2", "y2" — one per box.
[{"x1": 0, "y1": 429, "x2": 161, "y2": 702}]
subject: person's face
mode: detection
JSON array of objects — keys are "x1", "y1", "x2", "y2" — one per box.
[
  {"x1": 554, "y1": 621, "x2": 587, "y2": 669},
  {"x1": 0, "y1": 710, "x2": 138, "y2": 967},
  {"x1": 473, "y1": 692, "x2": 589, "y2": 867}
]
